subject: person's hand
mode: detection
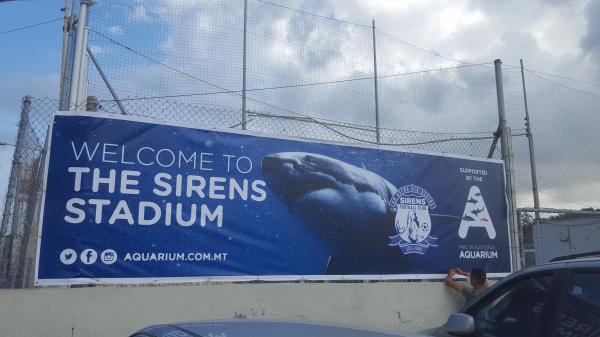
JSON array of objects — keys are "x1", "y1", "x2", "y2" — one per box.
[
  {"x1": 445, "y1": 269, "x2": 464, "y2": 293},
  {"x1": 455, "y1": 268, "x2": 466, "y2": 275}
]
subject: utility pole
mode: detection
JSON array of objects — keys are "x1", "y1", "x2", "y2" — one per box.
[
  {"x1": 519, "y1": 60, "x2": 541, "y2": 219},
  {"x1": 58, "y1": 0, "x2": 70, "y2": 110},
  {"x1": 241, "y1": 0, "x2": 248, "y2": 130},
  {"x1": 372, "y1": 20, "x2": 381, "y2": 144},
  {"x1": 69, "y1": 0, "x2": 95, "y2": 110},
  {"x1": 519, "y1": 59, "x2": 541, "y2": 267},
  {"x1": 494, "y1": 59, "x2": 521, "y2": 271}
]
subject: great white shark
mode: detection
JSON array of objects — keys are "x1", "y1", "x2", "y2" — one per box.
[{"x1": 261, "y1": 152, "x2": 407, "y2": 274}]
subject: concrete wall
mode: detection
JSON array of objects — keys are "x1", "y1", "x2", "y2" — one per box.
[{"x1": 0, "y1": 281, "x2": 463, "y2": 337}]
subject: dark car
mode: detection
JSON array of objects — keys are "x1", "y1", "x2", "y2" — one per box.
[
  {"x1": 439, "y1": 252, "x2": 600, "y2": 337},
  {"x1": 130, "y1": 320, "x2": 428, "y2": 337},
  {"x1": 131, "y1": 253, "x2": 600, "y2": 337}
]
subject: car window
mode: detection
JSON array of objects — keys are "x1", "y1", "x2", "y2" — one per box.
[
  {"x1": 470, "y1": 275, "x2": 553, "y2": 337},
  {"x1": 553, "y1": 272, "x2": 600, "y2": 337}
]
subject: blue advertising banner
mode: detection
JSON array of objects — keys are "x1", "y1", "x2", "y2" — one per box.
[{"x1": 35, "y1": 112, "x2": 511, "y2": 285}]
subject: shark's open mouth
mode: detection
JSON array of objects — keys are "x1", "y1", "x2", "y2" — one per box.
[
  {"x1": 263, "y1": 155, "x2": 343, "y2": 203},
  {"x1": 262, "y1": 152, "x2": 398, "y2": 208},
  {"x1": 286, "y1": 172, "x2": 339, "y2": 204}
]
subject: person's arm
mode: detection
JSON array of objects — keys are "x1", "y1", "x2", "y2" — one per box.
[{"x1": 444, "y1": 268, "x2": 464, "y2": 294}]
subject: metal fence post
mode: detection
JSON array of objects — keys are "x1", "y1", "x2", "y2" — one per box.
[
  {"x1": 14, "y1": 154, "x2": 43, "y2": 288},
  {"x1": 59, "y1": 9, "x2": 76, "y2": 111},
  {"x1": 519, "y1": 59, "x2": 541, "y2": 267},
  {"x1": 516, "y1": 210, "x2": 524, "y2": 267},
  {"x1": 86, "y1": 96, "x2": 98, "y2": 111},
  {"x1": 69, "y1": 0, "x2": 94, "y2": 110},
  {"x1": 372, "y1": 20, "x2": 380, "y2": 144},
  {"x1": 494, "y1": 59, "x2": 521, "y2": 271},
  {"x1": 58, "y1": 0, "x2": 71, "y2": 110},
  {"x1": 0, "y1": 96, "x2": 31, "y2": 287},
  {"x1": 87, "y1": 46, "x2": 127, "y2": 114},
  {"x1": 241, "y1": 0, "x2": 248, "y2": 130}
]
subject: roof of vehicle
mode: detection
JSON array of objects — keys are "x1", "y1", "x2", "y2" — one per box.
[
  {"x1": 523, "y1": 251, "x2": 600, "y2": 271},
  {"x1": 549, "y1": 251, "x2": 600, "y2": 262},
  {"x1": 496, "y1": 254, "x2": 600, "y2": 282},
  {"x1": 131, "y1": 320, "x2": 429, "y2": 337},
  {"x1": 540, "y1": 253, "x2": 600, "y2": 270},
  {"x1": 563, "y1": 257, "x2": 600, "y2": 269},
  {"x1": 460, "y1": 254, "x2": 600, "y2": 313}
]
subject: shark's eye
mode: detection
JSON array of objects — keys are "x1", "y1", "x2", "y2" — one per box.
[{"x1": 306, "y1": 156, "x2": 325, "y2": 169}]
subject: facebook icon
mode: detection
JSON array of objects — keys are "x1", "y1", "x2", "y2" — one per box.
[{"x1": 80, "y1": 249, "x2": 97, "y2": 265}]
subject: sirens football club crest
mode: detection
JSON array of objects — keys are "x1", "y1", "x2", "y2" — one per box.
[{"x1": 388, "y1": 185, "x2": 438, "y2": 255}]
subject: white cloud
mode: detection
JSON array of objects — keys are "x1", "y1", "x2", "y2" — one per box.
[
  {"x1": 89, "y1": 45, "x2": 104, "y2": 55},
  {"x1": 108, "y1": 26, "x2": 123, "y2": 35},
  {"x1": 130, "y1": 5, "x2": 150, "y2": 22},
  {"x1": 438, "y1": 7, "x2": 487, "y2": 38},
  {"x1": 357, "y1": 0, "x2": 423, "y2": 14}
]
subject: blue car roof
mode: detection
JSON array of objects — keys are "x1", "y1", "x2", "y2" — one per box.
[{"x1": 133, "y1": 320, "x2": 428, "y2": 337}]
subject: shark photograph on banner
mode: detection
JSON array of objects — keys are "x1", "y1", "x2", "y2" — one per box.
[{"x1": 35, "y1": 112, "x2": 511, "y2": 285}]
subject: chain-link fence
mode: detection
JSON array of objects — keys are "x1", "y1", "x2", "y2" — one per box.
[
  {"x1": 0, "y1": 97, "x2": 55, "y2": 288},
  {"x1": 84, "y1": 0, "x2": 502, "y2": 157},
  {"x1": 2, "y1": 0, "x2": 600, "y2": 287}
]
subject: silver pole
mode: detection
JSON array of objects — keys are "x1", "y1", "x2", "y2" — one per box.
[
  {"x1": 487, "y1": 126, "x2": 500, "y2": 158},
  {"x1": 241, "y1": 0, "x2": 248, "y2": 130},
  {"x1": 68, "y1": 0, "x2": 91, "y2": 110},
  {"x1": 372, "y1": 20, "x2": 380, "y2": 144},
  {"x1": 58, "y1": 0, "x2": 70, "y2": 108},
  {"x1": 506, "y1": 126, "x2": 522, "y2": 268},
  {"x1": 60, "y1": 4, "x2": 77, "y2": 110},
  {"x1": 519, "y1": 60, "x2": 541, "y2": 221},
  {"x1": 494, "y1": 59, "x2": 520, "y2": 271},
  {"x1": 78, "y1": 24, "x2": 90, "y2": 106},
  {"x1": 87, "y1": 46, "x2": 127, "y2": 114}
]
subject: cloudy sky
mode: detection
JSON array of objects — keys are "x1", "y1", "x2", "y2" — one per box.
[{"x1": 0, "y1": 0, "x2": 599, "y2": 210}]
